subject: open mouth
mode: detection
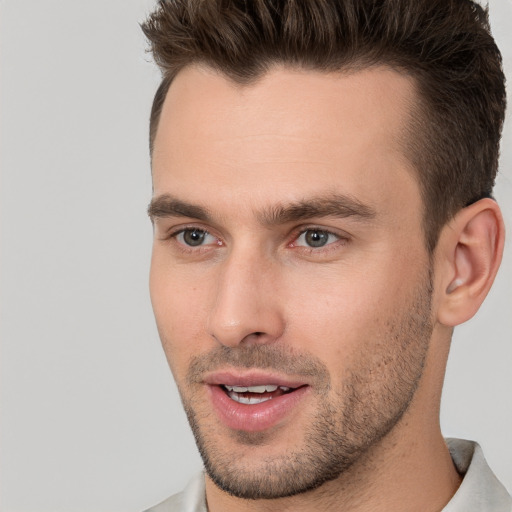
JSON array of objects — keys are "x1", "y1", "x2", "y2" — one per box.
[
  {"x1": 222, "y1": 384, "x2": 296, "y2": 405},
  {"x1": 207, "y1": 376, "x2": 311, "y2": 431}
]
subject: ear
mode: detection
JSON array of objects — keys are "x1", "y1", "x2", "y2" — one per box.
[{"x1": 435, "y1": 198, "x2": 505, "y2": 327}]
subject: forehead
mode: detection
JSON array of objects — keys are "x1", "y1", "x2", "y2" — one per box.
[{"x1": 151, "y1": 65, "x2": 420, "y2": 222}]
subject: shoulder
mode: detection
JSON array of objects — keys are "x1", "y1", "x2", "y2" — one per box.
[
  {"x1": 444, "y1": 438, "x2": 511, "y2": 512},
  {"x1": 143, "y1": 491, "x2": 183, "y2": 512},
  {"x1": 142, "y1": 472, "x2": 206, "y2": 512}
]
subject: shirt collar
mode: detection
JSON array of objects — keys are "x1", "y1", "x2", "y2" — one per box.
[{"x1": 442, "y1": 438, "x2": 511, "y2": 511}]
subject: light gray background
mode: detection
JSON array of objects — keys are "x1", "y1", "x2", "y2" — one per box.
[{"x1": 1, "y1": 1, "x2": 511, "y2": 511}]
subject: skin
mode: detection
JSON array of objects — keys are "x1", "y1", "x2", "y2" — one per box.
[{"x1": 149, "y1": 65, "x2": 504, "y2": 512}]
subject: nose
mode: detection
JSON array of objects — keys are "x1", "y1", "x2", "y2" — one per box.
[{"x1": 207, "y1": 250, "x2": 286, "y2": 348}]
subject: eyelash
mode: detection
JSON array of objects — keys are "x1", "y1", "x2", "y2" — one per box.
[
  {"x1": 289, "y1": 228, "x2": 347, "y2": 252},
  {"x1": 163, "y1": 226, "x2": 349, "y2": 254},
  {"x1": 163, "y1": 226, "x2": 222, "y2": 254}
]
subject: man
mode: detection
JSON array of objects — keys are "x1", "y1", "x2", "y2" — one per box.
[{"x1": 141, "y1": 0, "x2": 510, "y2": 511}]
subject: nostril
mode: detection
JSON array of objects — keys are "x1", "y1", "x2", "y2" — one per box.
[{"x1": 236, "y1": 331, "x2": 272, "y2": 346}]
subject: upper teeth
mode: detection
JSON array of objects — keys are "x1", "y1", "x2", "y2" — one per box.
[{"x1": 224, "y1": 385, "x2": 290, "y2": 393}]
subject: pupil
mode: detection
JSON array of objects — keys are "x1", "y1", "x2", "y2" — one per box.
[
  {"x1": 305, "y1": 230, "x2": 328, "y2": 247},
  {"x1": 184, "y1": 229, "x2": 205, "y2": 246}
]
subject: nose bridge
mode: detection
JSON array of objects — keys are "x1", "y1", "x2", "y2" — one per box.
[{"x1": 208, "y1": 243, "x2": 284, "y2": 347}]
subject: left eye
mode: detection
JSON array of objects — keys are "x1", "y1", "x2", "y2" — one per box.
[{"x1": 294, "y1": 229, "x2": 339, "y2": 248}]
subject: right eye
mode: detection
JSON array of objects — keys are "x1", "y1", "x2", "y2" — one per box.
[{"x1": 173, "y1": 228, "x2": 218, "y2": 247}]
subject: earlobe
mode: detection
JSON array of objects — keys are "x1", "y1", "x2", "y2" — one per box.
[{"x1": 436, "y1": 198, "x2": 505, "y2": 327}]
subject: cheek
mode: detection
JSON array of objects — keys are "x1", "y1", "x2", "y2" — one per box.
[
  {"x1": 282, "y1": 254, "x2": 426, "y2": 359},
  {"x1": 284, "y1": 266, "x2": 391, "y2": 334},
  {"x1": 149, "y1": 258, "x2": 211, "y2": 379}
]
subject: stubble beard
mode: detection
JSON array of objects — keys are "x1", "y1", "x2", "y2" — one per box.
[{"x1": 177, "y1": 273, "x2": 434, "y2": 500}]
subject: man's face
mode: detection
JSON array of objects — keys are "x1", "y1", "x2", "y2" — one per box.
[{"x1": 149, "y1": 66, "x2": 435, "y2": 499}]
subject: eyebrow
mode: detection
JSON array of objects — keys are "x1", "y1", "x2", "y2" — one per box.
[
  {"x1": 148, "y1": 195, "x2": 212, "y2": 222},
  {"x1": 147, "y1": 193, "x2": 376, "y2": 225},
  {"x1": 260, "y1": 194, "x2": 376, "y2": 225}
]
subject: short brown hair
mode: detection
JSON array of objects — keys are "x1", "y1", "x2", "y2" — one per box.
[{"x1": 142, "y1": 0, "x2": 506, "y2": 252}]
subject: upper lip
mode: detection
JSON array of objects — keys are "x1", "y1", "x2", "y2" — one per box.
[{"x1": 203, "y1": 370, "x2": 309, "y2": 389}]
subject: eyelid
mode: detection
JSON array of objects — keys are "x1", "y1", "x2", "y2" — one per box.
[
  {"x1": 160, "y1": 224, "x2": 223, "y2": 247},
  {"x1": 287, "y1": 225, "x2": 351, "y2": 254},
  {"x1": 157, "y1": 222, "x2": 350, "y2": 253},
  {"x1": 178, "y1": 228, "x2": 218, "y2": 246},
  {"x1": 294, "y1": 229, "x2": 339, "y2": 245},
  {"x1": 290, "y1": 224, "x2": 350, "y2": 241}
]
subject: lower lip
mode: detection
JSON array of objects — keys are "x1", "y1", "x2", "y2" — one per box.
[{"x1": 207, "y1": 385, "x2": 310, "y2": 432}]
